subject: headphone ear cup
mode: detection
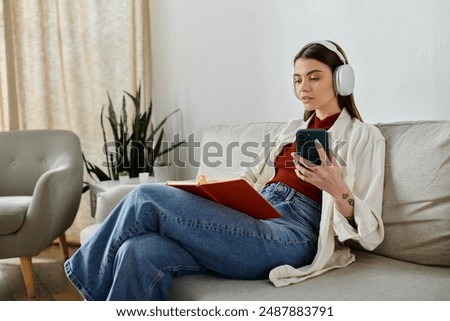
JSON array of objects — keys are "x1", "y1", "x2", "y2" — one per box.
[{"x1": 333, "y1": 64, "x2": 355, "y2": 96}]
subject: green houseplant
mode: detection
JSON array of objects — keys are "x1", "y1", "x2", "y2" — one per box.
[{"x1": 83, "y1": 85, "x2": 184, "y2": 182}]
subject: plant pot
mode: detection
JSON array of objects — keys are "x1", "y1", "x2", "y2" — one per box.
[
  {"x1": 139, "y1": 172, "x2": 151, "y2": 183},
  {"x1": 118, "y1": 174, "x2": 130, "y2": 184},
  {"x1": 153, "y1": 164, "x2": 173, "y2": 182}
]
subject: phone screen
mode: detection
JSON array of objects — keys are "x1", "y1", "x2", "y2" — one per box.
[{"x1": 295, "y1": 129, "x2": 329, "y2": 165}]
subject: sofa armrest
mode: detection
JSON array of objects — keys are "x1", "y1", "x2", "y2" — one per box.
[{"x1": 95, "y1": 185, "x2": 136, "y2": 223}]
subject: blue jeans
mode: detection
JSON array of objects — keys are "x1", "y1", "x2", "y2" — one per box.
[{"x1": 64, "y1": 182, "x2": 321, "y2": 300}]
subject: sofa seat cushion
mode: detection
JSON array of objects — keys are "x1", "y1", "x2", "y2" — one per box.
[
  {"x1": 373, "y1": 121, "x2": 450, "y2": 266},
  {"x1": 0, "y1": 196, "x2": 31, "y2": 234},
  {"x1": 169, "y1": 250, "x2": 450, "y2": 301}
]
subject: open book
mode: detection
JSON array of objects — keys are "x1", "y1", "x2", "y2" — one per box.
[{"x1": 165, "y1": 177, "x2": 281, "y2": 219}]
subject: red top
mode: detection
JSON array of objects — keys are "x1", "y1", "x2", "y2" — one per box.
[{"x1": 266, "y1": 112, "x2": 340, "y2": 204}]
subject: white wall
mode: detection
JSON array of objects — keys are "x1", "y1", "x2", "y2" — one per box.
[{"x1": 150, "y1": 0, "x2": 450, "y2": 178}]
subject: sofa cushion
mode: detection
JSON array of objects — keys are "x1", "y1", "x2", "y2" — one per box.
[
  {"x1": 197, "y1": 122, "x2": 284, "y2": 180},
  {"x1": 0, "y1": 196, "x2": 31, "y2": 234},
  {"x1": 169, "y1": 250, "x2": 450, "y2": 300},
  {"x1": 373, "y1": 121, "x2": 450, "y2": 266},
  {"x1": 94, "y1": 185, "x2": 136, "y2": 223}
]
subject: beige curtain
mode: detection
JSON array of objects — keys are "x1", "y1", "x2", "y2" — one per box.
[
  {"x1": 0, "y1": 0, "x2": 152, "y2": 241},
  {"x1": 0, "y1": 0, "x2": 151, "y2": 160}
]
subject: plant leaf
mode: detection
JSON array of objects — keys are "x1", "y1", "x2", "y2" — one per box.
[
  {"x1": 100, "y1": 105, "x2": 112, "y2": 179},
  {"x1": 85, "y1": 84, "x2": 184, "y2": 181},
  {"x1": 158, "y1": 140, "x2": 186, "y2": 157},
  {"x1": 107, "y1": 92, "x2": 119, "y2": 143},
  {"x1": 82, "y1": 152, "x2": 111, "y2": 181},
  {"x1": 146, "y1": 109, "x2": 180, "y2": 142}
]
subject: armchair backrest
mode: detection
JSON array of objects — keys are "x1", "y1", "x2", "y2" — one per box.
[{"x1": 0, "y1": 130, "x2": 83, "y2": 196}]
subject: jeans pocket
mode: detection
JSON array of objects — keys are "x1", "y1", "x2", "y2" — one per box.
[
  {"x1": 261, "y1": 185, "x2": 285, "y2": 206},
  {"x1": 286, "y1": 194, "x2": 321, "y2": 238}
]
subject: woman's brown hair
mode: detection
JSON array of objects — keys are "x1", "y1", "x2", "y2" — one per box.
[{"x1": 294, "y1": 41, "x2": 363, "y2": 122}]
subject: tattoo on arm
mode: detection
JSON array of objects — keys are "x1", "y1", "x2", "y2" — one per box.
[{"x1": 342, "y1": 193, "x2": 355, "y2": 207}]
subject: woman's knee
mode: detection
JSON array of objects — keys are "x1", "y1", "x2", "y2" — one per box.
[
  {"x1": 130, "y1": 183, "x2": 177, "y2": 201},
  {"x1": 132, "y1": 183, "x2": 162, "y2": 196}
]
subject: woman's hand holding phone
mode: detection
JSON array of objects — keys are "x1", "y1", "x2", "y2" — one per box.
[
  {"x1": 292, "y1": 139, "x2": 339, "y2": 192},
  {"x1": 292, "y1": 140, "x2": 356, "y2": 220}
]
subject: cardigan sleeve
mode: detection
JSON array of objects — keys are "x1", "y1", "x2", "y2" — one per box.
[{"x1": 332, "y1": 132, "x2": 386, "y2": 251}]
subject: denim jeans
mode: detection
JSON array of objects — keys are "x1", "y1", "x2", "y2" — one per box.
[{"x1": 64, "y1": 182, "x2": 321, "y2": 300}]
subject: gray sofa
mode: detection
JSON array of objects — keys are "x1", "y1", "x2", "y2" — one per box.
[{"x1": 83, "y1": 120, "x2": 450, "y2": 300}]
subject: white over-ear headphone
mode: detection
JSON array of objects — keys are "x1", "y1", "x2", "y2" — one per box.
[{"x1": 305, "y1": 41, "x2": 355, "y2": 96}]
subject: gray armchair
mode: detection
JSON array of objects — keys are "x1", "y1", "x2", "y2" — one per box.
[{"x1": 0, "y1": 130, "x2": 83, "y2": 298}]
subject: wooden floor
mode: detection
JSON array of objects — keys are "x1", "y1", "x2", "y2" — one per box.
[{"x1": 0, "y1": 244, "x2": 83, "y2": 301}]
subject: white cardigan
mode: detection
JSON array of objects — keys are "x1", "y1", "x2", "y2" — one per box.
[{"x1": 240, "y1": 109, "x2": 386, "y2": 287}]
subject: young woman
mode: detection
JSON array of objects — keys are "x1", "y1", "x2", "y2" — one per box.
[{"x1": 65, "y1": 40, "x2": 385, "y2": 300}]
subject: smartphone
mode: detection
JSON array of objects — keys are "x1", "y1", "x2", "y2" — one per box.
[{"x1": 295, "y1": 129, "x2": 329, "y2": 165}]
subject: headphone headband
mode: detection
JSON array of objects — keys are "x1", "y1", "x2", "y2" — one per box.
[{"x1": 311, "y1": 40, "x2": 347, "y2": 64}]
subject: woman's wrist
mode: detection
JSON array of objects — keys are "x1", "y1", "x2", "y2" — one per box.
[
  {"x1": 341, "y1": 193, "x2": 355, "y2": 210},
  {"x1": 332, "y1": 186, "x2": 355, "y2": 219}
]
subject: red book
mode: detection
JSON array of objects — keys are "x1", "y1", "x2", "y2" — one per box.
[{"x1": 165, "y1": 178, "x2": 281, "y2": 219}]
